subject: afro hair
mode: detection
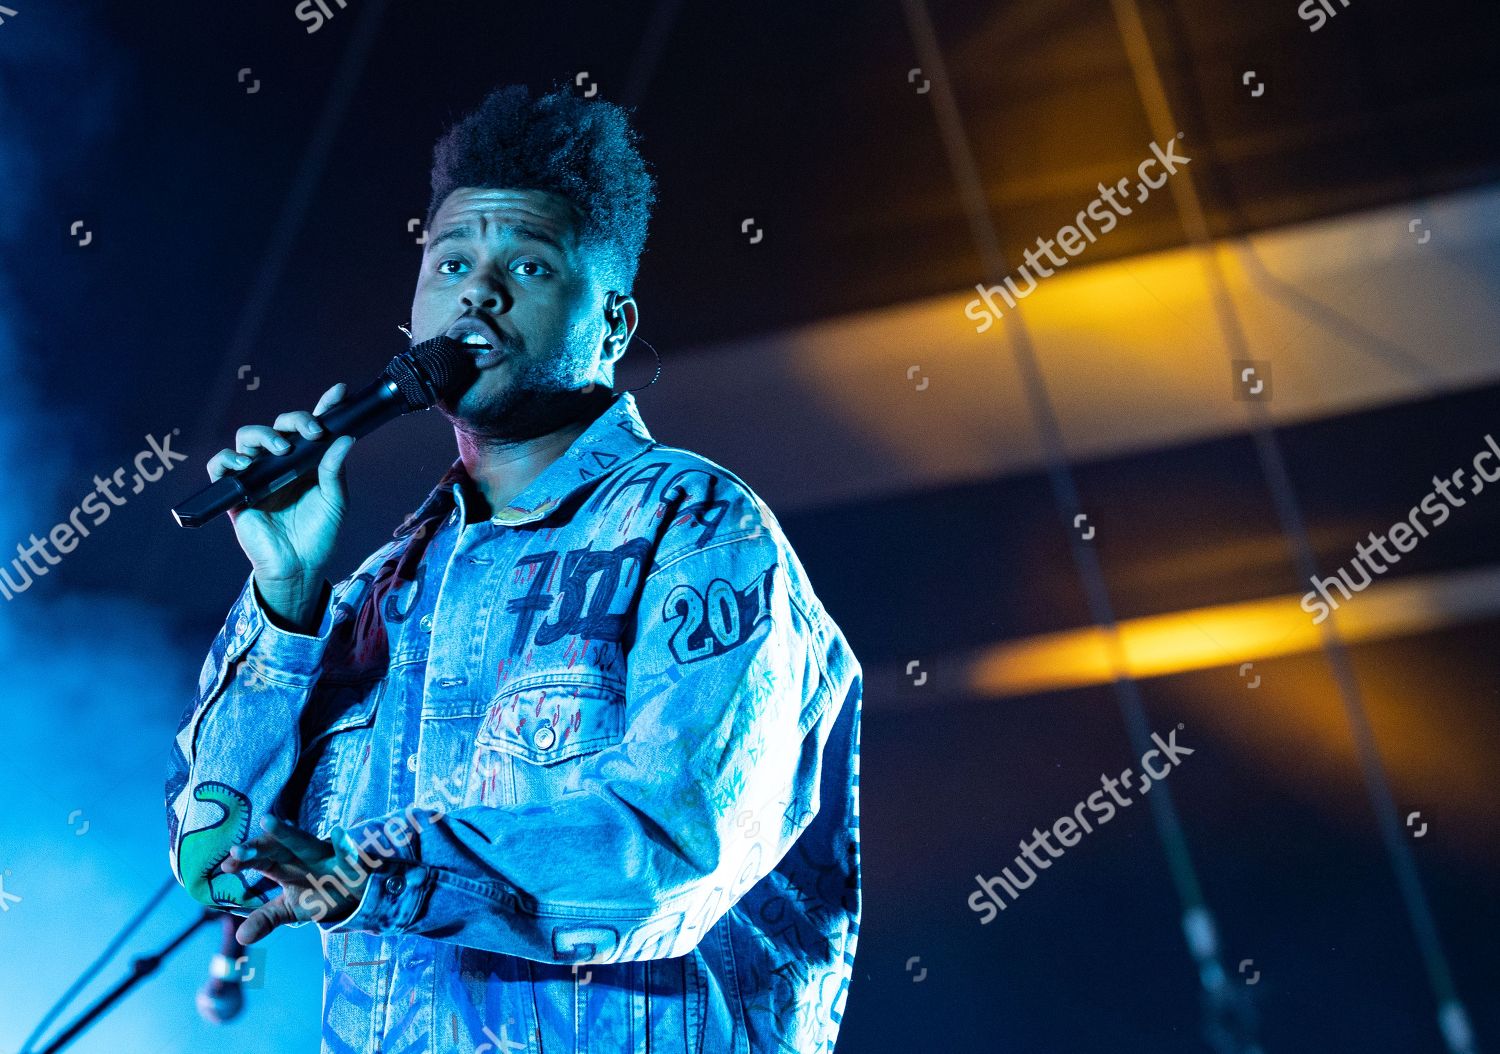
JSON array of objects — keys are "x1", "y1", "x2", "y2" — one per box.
[{"x1": 426, "y1": 82, "x2": 657, "y2": 295}]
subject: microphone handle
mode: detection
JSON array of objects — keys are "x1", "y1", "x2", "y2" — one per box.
[
  {"x1": 171, "y1": 375, "x2": 406, "y2": 528},
  {"x1": 196, "y1": 912, "x2": 250, "y2": 1024}
]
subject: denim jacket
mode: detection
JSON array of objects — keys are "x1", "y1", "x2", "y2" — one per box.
[{"x1": 165, "y1": 390, "x2": 862, "y2": 1053}]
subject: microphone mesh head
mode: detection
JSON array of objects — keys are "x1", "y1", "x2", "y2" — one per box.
[{"x1": 383, "y1": 335, "x2": 478, "y2": 411}]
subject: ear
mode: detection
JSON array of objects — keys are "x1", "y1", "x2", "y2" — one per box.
[{"x1": 600, "y1": 291, "x2": 640, "y2": 371}]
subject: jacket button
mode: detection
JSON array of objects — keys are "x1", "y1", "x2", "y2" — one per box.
[
  {"x1": 384, "y1": 873, "x2": 405, "y2": 896},
  {"x1": 418, "y1": 613, "x2": 433, "y2": 633},
  {"x1": 406, "y1": 752, "x2": 418, "y2": 772},
  {"x1": 533, "y1": 725, "x2": 556, "y2": 751}
]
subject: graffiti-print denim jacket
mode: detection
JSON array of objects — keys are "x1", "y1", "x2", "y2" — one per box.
[{"x1": 166, "y1": 390, "x2": 862, "y2": 1053}]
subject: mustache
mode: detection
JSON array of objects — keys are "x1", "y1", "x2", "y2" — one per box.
[{"x1": 457, "y1": 311, "x2": 524, "y2": 353}]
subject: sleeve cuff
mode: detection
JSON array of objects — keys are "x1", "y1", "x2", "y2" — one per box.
[
  {"x1": 237, "y1": 573, "x2": 334, "y2": 686},
  {"x1": 316, "y1": 816, "x2": 433, "y2": 935}
]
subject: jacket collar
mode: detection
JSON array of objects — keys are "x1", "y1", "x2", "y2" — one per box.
[{"x1": 393, "y1": 389, "x2": 656, "y2": 538}]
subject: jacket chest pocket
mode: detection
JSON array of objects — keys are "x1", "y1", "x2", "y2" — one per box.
[
  {"x1": 290, "y1": 680, "x2": 382, "y2": 840},
  {"x1": 469, "y1": 673, "x2": 626, "y2": 807}
]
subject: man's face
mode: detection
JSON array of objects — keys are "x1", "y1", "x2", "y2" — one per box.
[{"x1": 411, "y1": 186, "x2": 613, "y2": 435}]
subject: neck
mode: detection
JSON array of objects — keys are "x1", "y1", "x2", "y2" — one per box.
[{"x1": 453, "y1": 388, "x2": 613, "y2": 519}]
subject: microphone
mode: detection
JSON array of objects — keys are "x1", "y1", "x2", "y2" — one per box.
[
  {"x1": 172, "y1": 335, "x2": 476, "y2": 528},
  {"x1": 195, "y1": 913, "x2": 253, "y2": 1024}
]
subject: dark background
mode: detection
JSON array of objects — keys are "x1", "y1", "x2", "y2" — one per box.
[{"x1": 0, "y1": 0, "x2": 1496, "y2": 1051}]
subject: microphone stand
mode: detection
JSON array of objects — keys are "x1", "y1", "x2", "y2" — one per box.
[{"x1": 20, "y1": 890, "x2": 222, "y2": 1054}]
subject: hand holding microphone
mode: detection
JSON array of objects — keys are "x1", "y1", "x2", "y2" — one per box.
[
  {"x1": 208, "y1": 380, "x2": 354, "y2": 632},
  {"x1": 171, "y1": 336, "x2": 476, "y2": 631}
]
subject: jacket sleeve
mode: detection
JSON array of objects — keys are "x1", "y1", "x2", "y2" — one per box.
[
  {"x1": 319, "y1": 528, "x2": 843, "y2": 963},
  {"x1": 165, "y1": 570, "x2": 341, "y2": 915}
]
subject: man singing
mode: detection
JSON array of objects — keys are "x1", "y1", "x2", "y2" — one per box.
[{"x1": 165, "y1": 83, "x2": 862, "y2": 1053}]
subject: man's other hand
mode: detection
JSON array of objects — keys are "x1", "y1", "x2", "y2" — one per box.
[{"x1": 220, "y1": 814, "x2": 379, "y2": 944}]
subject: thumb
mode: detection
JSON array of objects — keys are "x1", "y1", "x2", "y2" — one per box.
[
  {"x1": 317, "y1": 434, "x2": 356, "y2": 507},
  {"x1": 236, "y1": 893, "x2": 298, "y2": 945}
]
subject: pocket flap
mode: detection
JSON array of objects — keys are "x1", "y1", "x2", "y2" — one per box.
[
  {"x1": 478, "y1": 673, "x2": 625, "y2": 765},
  {"x1": 301, "y1": 681, "x2": 381, "y2": 748}
]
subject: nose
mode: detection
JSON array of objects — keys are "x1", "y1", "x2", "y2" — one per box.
[{"x1": 460, "y1": 272, "x2": 509, "y2": 314}]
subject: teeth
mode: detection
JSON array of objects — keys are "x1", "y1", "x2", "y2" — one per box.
[{"x1": 459, "y1": 333, "x2": 491, "y2": 347}]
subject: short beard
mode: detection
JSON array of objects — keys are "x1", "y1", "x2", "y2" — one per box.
[{"x1": 437, "y1": 338, "x2": 606, "y2": 442}]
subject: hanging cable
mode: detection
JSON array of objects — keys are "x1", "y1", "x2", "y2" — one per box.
[
  {"x1": 19, "y1": 876, "x2": 178, "y2": 1053},
  {"x1": 1103, "y1": 0, "x2": 1477, "y2": 1049},
  {"x1": 898, "y1": 1, "x2": 1263, "y2": 1049}
]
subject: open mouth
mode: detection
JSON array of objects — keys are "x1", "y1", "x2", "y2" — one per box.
[{"x1": 444, "y1": 318, "x2": 512, "y2": 367}]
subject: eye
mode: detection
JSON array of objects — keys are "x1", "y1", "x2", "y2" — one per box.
[
  {"x1": 511, "y1": 259, "x2": 553, "y2": 278},
  {"x1": 436, "y1": 258, "x2": 468, "y2": 276}
]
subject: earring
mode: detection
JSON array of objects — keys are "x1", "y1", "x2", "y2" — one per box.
[
  {"x1": 619, "y1": 335, "x2": 662, "y2": 393},
  {"x1": 397, "y1": 322, "x2": 413, "y2": 339}
]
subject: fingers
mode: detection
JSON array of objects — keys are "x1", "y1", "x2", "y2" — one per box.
[
  {"x1": 222, "y1": 847, "x2": 343, "y2": 940},
  {"x1": 272, "y1": 410, "x2": 326, "y2": 441},
  {"x1": 209, "y1": 433, "x2": 288, "y2": 481},
  {"x1": 234, "y1": 389, "x2": 345, "y2": 455},
  {"x1": 313, "y1": 382, "x2": 348, "y2": 417},
  {"x1": 208, "y1": 447, "x2": 251, "y2": 483},
  {"x1": 222, "y1": 851, "x2": 303, "y2": 893},
  {"x1": 224, "y1": 815, "x2": 334, "y2": 874},
  {"x1": 223, "y1": 817, "x2": 331, "y2": 875},
  {"x1": 236, "y1": 892, "x2": 302, "y2": 945},
  {"x1": 318, "y1": 435, "x2": 355, "y2": 505},
  {"x1": 238, "y1": 422, "x2": 295, "y2": 454},
  {"x1": 260, "y1": 815, "x2": 337, "y2": 868},
  {"x1": 206, "y1": 383, "x2": 349, "y2": 481},
  {"x1": 222, "y1": 835, "x2": 304, "y2": 876}
]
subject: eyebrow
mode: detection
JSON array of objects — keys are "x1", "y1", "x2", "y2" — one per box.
[{"x1": 428, "y1": 222, "x2": 567, "y2": 254}]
